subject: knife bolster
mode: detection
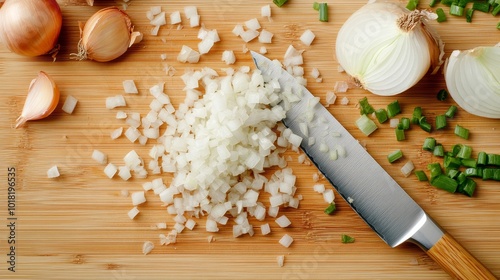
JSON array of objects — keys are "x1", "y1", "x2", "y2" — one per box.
[{"x1": 408, "y1": 214, "x2": 444, "y2": 251}]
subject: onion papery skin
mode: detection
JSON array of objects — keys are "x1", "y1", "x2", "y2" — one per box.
[
  {"x1": 335, "y1": 2, "x2": 443, "y2": 96},
  {"x1": 0, "y1": 0, "x2": 62, "y2": 57},
  {"x1": 445, "y1": 46, "x2": 500, "y2": 119}
]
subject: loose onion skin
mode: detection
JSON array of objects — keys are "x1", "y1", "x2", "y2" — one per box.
[{"x1": 0, "y1": 0, "x2": 62, "y2": 57}]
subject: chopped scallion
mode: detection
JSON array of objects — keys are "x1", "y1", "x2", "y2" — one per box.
[
  {"x1": 477, "y1": 152, "x2": 488, "y2": 165},
  {"x1": 386, "y1": 100, "x2": 401, "y2": 118},
  {"x1": 319, "y1": 3, "x2": 329, "y2": 22},
  {"x1": 400, "y1": 117, "x2": 410, "y2": 130},
  {"x1": 451, "y1": 144, "x2": 462, "y2": 157},
  {"x1": 435, "y1": 114, "x2": 447, "y2": 130},
  {"x1": 375, "y1": 108, "x2": 388, "y2": 124},
  {"x1": 395, "y1": 128, "x2": 406, "y2": 141},
  {"x1": 436, "y1": 8, "x2": 447, "y2": 22},
  {"x1": 444, "y1": 154, "x2": 462, "y2": 169},
  {"x1": 464, "y1": 167, "x2": 482, "y2": 178},
  {"x1": 445, "y1": 105, "x2": 458, "y2": 118},
  {"x1": 388, "y1": 149, "x2": 403, "y2": 163},
  {"x1": 493, "y1": 4, "x2": 500, "y2": 15},
  {"x1": 423, "y1": 137, "x2": 436, "y2": 151},
  {"x1": 442, "y1": 0, "x2": 454, "y2": 5},
  {"x1": 460, "y1": 178, "x2": 476, "y2": 197},
  {"x1": 273, "y1": 0, "x2": 289, "y2": 7},
  {"x1": 450, "y1": 4, "x2": 465, "y2": 16},
  {"x1": 433, "y1": 145, "x2": 445, "y2": 157},
  {"x1": 341, "y1": 234, "x2": 355, "y2": 243},
  {"x1": 461, "y1": 158, "x2": 478, "y2": 168},
  {"x1": 427, "y1": 162, "x2": 443, "y2": 181},
  {"x1": 456, "y1": 144, "x2": 472, "y2": 159},
  {"x1": 447, "y1": 169, "x2": 460, "y2": 179},
  {"x1": 412, "y1": 107, "x2": 422, "y2": 124},
  {"x1": 454, "y1": 124, "x2": 470, "y2": 139},
  {"x1": 313, "y1": 1, "x2": 320, "y2": 10},
  {"x1": 487, "y1": 154, "x2": 500, "y2": 166},
  {"x1": 473, "y1": 2, "x2": 490, "y2": 12},
  {"x1": 466, "y1": 8, "x2": 474, "y2": 22},
  {"x1": 431, "y1": 174, "x2": 458, "y2": 193},
  {"x1": 355, "y1": 114, "x2": 378, "y2": 136},
  {"x1": 359, "y1": 97, "x2": 375, "y2": 115},
  {"x1": 406, "y1": 0, "x2": 419, "y2": 10},
  {"x1": 414, "y1": 170, "x2": 428, "y2": 181},
  {"x1": 324, "y1": 203, "x2": 336, "y2": 215},
  {"x1": 437, "y1": 89, "x2": 448, "y2": 101}
]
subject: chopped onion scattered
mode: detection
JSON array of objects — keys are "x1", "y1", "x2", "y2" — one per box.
[
  {"x1": 47, "y1": 165, "x2": 60, "y2": 178},
  {"x1": 62, "y1": 95, "x2": 78, "y2": 114},
  {"x1": 128, "y1": 207, "x2": 139, "y2": 219},
  {"x1": 401, "y1": 160, "x2": 415, "y2": 177},
  {"x1": 170, "y1": 11, "x2": 181, "y2": 24},
  {"x1": 104, "y1": 163, "x2": 118, "y2": 178},
  {"x1": 275, "y1": 215, "x2": 291, "y2": 228},
  {"x1": 261, "y1": 5, "x2": 271, "y2": 18},
  {"x1": 299, "y1": 29, "x2": 316, "y2": 46},
  {"x1": 106, "y1": 95, "x2": 126, "y2": 109},
  {"x1": 277, "y1": 255, "x2": 285, "y2": 267},
  {"x1": 123, "y1": 80, "x2": 138, "y2": 94},
  {"x1": 279, "y1": 234, "x2": 294, "y2": 248}
]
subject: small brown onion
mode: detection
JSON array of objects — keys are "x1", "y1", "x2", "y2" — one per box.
[
  {"x1": 0, "y1": 0, "x2": 62, "y2": 57},
  {"x1": 73, "y1": 7, "x2": 142, "y2": 62}
]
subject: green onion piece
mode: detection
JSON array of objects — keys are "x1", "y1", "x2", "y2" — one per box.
[
  {"x1": 435, "y1": 114, "x2": 447, "y2": 130},
  {"x1": 433, "y1": 145, "x2": 445, "y2": 157},
  {"x1": 420, "y1": 122, "x2": 432, "y2": 133},
  {"x1": 445, "y1": 105, "x2": 458, "y2": 118},
  {"x1": 319, "y1": 3, "x2": 329, "y2": 22},
  {"x1": 359, "y1": 97, "x2": 375, "y2": 115},
  {"x1": 406, "y1": 0, "x2": 419, "y2": 10},
  {"x1": 497, "y1": 22, "x2": 500, "y2": 29},
  {"x1": 414, "y1": 170, "x2": 429, "y2": 181},
  {"x1": 461, "y1": 158, "x2": 478, "y2": 168},
  {"x1": 423, "y1": 137, "x2": 436, "y2": 151},
  {"x1": 395, "y1": 128, "x2": 406, "y2": 141},
  {"x1": 341, "y1": 234, "x2": 355, "y2": 243},
  {"x1": 466, "y1": 8, "x2": 474, "y2": 22},
  {"x1": 458, "y1": 0, "x2": 470, "y2": 8},
  {"x1": 447, "y1": 169, "x2": 460, "y2": 179},
  {"x1": 442, "y1": 0, "x2": 454, "y2": 5},
  {"x1": 412, "y1": 107, "x2": 422, "y2": 124},
  {"x1": 273, "y1": 0, "x2": 289, "y2": 7},
  {"x1": 427, "y1": 162, "x2": 443, "y2": 180},
  {"x1": 487, "y1": 154, "x2": 500, "y2": 166},
  {"x1": 313, "y1": 2, "x2": 320, "y2": 10},
  {"x1": 430, "y1": 0, "x2": 440, "y2": 7},
  {"x1": 437, "y1": 89, "x2": 448, "y2": 101},
  {"x1": 355, "y1": 114, "x2": 378, "y2": 136},
  {"x1": 444, "y1": 154, "x2": 462, "y2": 169},
  {"x1": 450, "y1": 3, "x2": 465, "y2": 15},
  {"x1": 482, "y1": 168, "x2": 495, "y2": 180},
  {"x1": 464, "y1": 167, "x2": 481, "y2": 177},
  {"x1": 436, "y1": 8, "x2": 447, "y2": 22},
  {"x1": 457, "y1": 172, "x2": 467, "y2": 185},
  {"x1": 451, "y1": 144, "x2": 462, "y2": 157},
  {"x1": 386, "y1": 100, "x2": 401, "y2": 118},
  {"x1": 388, "y1": 149, "x2": 404, "y2": 163},
  {"x1": 494, "y1": 169, "x2": 500, "y2": 181},
  {"x1": 460, "y1": 178, "x2": 476, "y2": 197},
  {"x1": 324, "y1": 203, "x2": 336, "y2": 215},
  {"x1": 375, "y1": 108, "x2": 388, "y2": 124},
  {"x1": 454, "y1": 124, "x2": 470, "y2": 139},
  {"x1": 473, "y1": 2, "x2": 491, "y2": 12},
  {"x1": 477, "y1": 151, "x2": 488, "y2": 165},
  {"x1": 400, "y1": 117, "x2": 410, "y2": 130},
  {"x1": 493, "y1": 3, "x2": 500, "y2": 16},
  {"x1": 456, "y1": 144, "x2": 472, "y2": 159},
  {"x1": 431, "y1": 175, "x2": 458, "y2": 193},
  {"x1": 488, "y1": 0, "x2": 496, "y2": 5}
]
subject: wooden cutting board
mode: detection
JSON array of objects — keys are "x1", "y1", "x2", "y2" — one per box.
[{"x1": 1, "y1": 0, "x2": 499, "y2": 279}]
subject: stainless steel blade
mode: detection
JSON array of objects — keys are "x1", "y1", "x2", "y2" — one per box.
[{"x1": 251, "y1": 51, "x2": 443, "y2": 248}]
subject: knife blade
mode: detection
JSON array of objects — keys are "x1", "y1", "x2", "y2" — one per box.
[{"x1": 251, "y1": 51, "x2": 497, "y2": 280}]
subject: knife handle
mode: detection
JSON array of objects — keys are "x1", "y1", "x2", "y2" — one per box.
[{"x1": 427, "y1": 232, "x2": 497, "y2": 280}]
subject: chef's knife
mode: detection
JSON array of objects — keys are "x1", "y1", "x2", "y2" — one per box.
[{"x1": 251, "y1": 51, "x2": 497, "y2": 280}]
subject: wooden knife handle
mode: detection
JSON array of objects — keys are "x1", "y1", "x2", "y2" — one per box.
[{"x1": 427, "y1": 232, "x2": 497, "y2": 280}]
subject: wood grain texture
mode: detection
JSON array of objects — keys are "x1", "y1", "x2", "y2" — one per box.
[
  {"x1": 0, "y1": 0, "x2": 499, "y2": 279},
  {"x1": 427, "y1": 233, "x2": 497, "y2": 280}
]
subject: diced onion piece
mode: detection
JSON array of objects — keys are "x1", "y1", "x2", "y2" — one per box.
[
  {"x1": 125, "y1": 127, "x2": 141, "y2": 143},
  {"x1": 245, "y1": 18, "x2": 261, "y2": 30},
  {"x1": 261, "y1": 223, "x2": 271, "y2": 235},
  {"x1": 401, "y1": 160, "x2": 415, "y2": 177},
  {"x1": 190, "y1": 15, "x2": 201, "y2": 27},
  {"x1": 389, "y1": 118, "x2": 400, "y2": 128},
  {"x1": 240, "y1": 30, "x2": 259, "y2": 43},
  {"x1": 275, "y1": 215, "x2": 291, "y2": 228},
  {"x1": 131, "y1": 191, "x2": 146, "y2": 206},
  {"x1": 279, "y1": 234, "x2": 294, "y2": 248},
  {"x1": 185, "y1": 219, "x2": 196, "y2": 230},
  {"x1": 128, "y1": 207, "x2": 140, "y2": 219},
  {"x1": 221, "y1": 50, "x2": 236, "y2": 65},
  {"x1": 150, "y1": 6, "x2": 162, "y2": 16},
  {"x1": 184, "y1": 6, "x2": 198, "y2": 19},
  {"x1": 340, "y1": 96, "x2": 349, "y2": 105},
  {"x1": 283, "y1": 45, "x2": 304, "y2": 67},
  {"x1": 150, "y1": 12, "x2": 166, "y2": 26},
  {"x1": 277, "y1": 255, "x2": 285, "y2": 267},
  {"x1": 261, "y1": 5, "x2": 271, "y2": 18},
  {"x1": 177, "y1": 45, "x2": 200, "y2": 63},
  {"x1": 311, "y1": 68, "x2": 320, "y2": 79},
  {"x1": 150, "y1": 25, "x2": 160, "y2": 36},
  {"x1": 232, "y1": 24, "x2": 244, "y2": 36},
  {"x1": 92, "y1": 149, "x2": 107, "y2": 165},
  {"x1": 142, "y1": 241, "x2": 154, "y2": 255},
  {"x1": 170, "y1": 11, "x2": 181, "y2": 24},
  {"x1": 334, "y1": 81, "x2": 349, "y2": 93},
  {"x1": 313, "y1": 184, "x2": 325, "y2": 193},
  {"x1": 110, "y1": 127, "x2": 123, "y2": 140},
  {"x1": 116, "y1": 111, "x2": 127, "y2": 119},
  {"x1": 62, "y1": 95, "x2": 78, "y2": 114},
  {"x1": 258, "y1": 29, "x2": 273, "y2": 43},
  {"x1": 47, "y1": 165, "x2": 60, "y2": 178},
  {"x1": 118, "y1": 166, "x2": 132, "y2": 181},
  {"x1": 300, "y1": 29, "x2": 316, "y2": 46},
  {"x1": 259, "y1": 46, "x2": 268, "y2": 54},
  {"x1": 206, "y1": 219, "x2": 219, "y2": 232},
  {"x1": 326, "y1": 91, "x2": 337, "y2": 106},
  {"x1": 104, "y1": 163, "x2": 118, "y2": 178},
  {"x1": 123, "y1": 80, "x2": 138, "y2": 94},
  {"x1": 323, "y1": 189, "x2": 335, "y2": 204},
  {"x1": 198, "y1": 38, "x2": 215, "y2": 55},
  {"x1": 106, "y1": 95, "x2": 126, "y2": 109}
]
